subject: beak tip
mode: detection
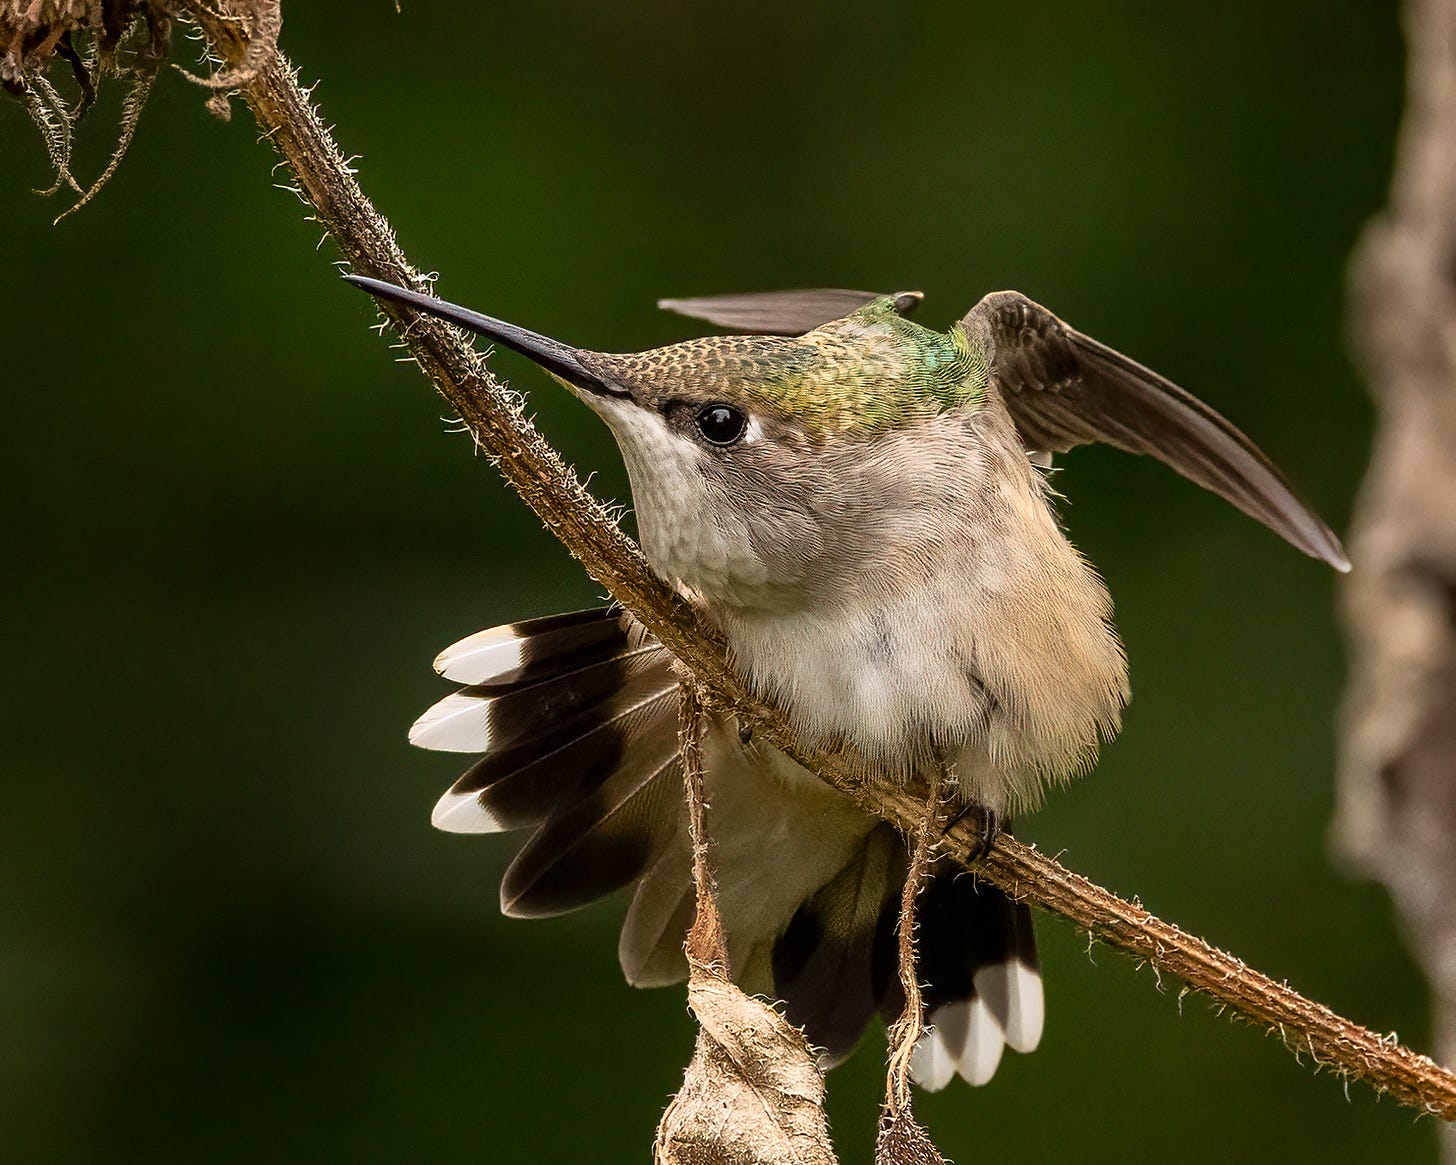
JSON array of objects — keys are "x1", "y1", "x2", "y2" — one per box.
[{"x1": 340, "y1": 272, "x2": 397, "y2": 296}]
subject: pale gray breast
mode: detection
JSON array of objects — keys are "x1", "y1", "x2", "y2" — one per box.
[{"x1": 714, "y1": 403, "x2": 1129, "y2": 810}]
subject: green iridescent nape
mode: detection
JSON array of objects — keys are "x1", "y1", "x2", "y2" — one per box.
[
  {"x1": 736, "y1": 297, "x2": 988, "y2": 439},
  {"x1": 598, "y1": 295, "x2": 988, "y2": 441}
]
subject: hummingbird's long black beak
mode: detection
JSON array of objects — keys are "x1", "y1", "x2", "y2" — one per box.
[{"x1": 342, "y1": 274, "x2": 625, "y2": 399}]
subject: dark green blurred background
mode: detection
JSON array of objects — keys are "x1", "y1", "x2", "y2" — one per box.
[{"x1": 1, "y1": 2, "x2": 1421, "y2": 1161}]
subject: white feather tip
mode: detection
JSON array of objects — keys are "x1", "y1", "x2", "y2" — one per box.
[
  {"x1": 432, "y1": 625, "x2": 523, "y2": 685},
  {"x1": 409, "y1": 692, "x2": 494, "y2": 753},
  {"x1": 430, "y1": 786, "x2": 507, "y2": 834}
]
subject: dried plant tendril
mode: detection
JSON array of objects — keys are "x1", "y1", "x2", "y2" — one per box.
[{"x1": 0, "y1": 0, "x2": 282, "y2": 220}]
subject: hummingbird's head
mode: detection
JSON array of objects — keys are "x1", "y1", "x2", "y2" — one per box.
[{"x1": 345, "y1": 277, "x2": 994, "y2": 612}]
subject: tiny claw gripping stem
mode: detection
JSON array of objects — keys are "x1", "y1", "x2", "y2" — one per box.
[
  {"x1": 941, "y1": 800, "x2": 1000, "y2": 862},
  {"x1": 969, "y1": 805, "x2": 1000, "y2": 864}
]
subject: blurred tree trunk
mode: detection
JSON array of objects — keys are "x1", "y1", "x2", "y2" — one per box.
[{"x1": 1339, "y1": 0, "x2": 1456, "y2": 1157}]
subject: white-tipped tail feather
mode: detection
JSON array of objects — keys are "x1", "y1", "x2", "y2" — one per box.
[
  {"x1": 433, "y1": 625, "x2": 524, "y2": 684},
  {"x1": 908, "y1": 1006, "x2": 961, "y2": 1092},
  {"x1": 409, "y1": 691, "x2": 495, "y2": 753},
  {"x1": 977, "y1": 959, "x2": 1044, "y2": 1054},
  {"x1": 958, "y1": 996, "x2": 1007, "y2": 1086},
  {"x1": 431, "y1": 787, "x2": 509, "y2": 834}
]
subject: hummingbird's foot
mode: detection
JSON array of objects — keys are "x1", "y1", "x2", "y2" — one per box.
[
  {"x1": 942, "y1": 800, "x2": 1000, "y2": 863},
  {"x1": 969, "y1": 804, "x2": 1000, "y2": 863}
]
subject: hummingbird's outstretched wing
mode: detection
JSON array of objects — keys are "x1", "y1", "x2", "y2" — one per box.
[
  {"x1": 659, "y1": 288, "x2": 922, "y2": 333},
  {"x1": 961, "y1": 291, "x2": 1350, "y2": 572}
]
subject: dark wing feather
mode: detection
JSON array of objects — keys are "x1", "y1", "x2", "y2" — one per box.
[
  {"x1": 659, "y1": 288, "x2": 922, "y2": 335},
  {"x1": 961, "y1": 290, "x2": 1349, "y2": 571}
]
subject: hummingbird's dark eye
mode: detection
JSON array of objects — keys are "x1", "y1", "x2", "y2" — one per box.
[{"x1": 695, "y1": 404, "x2": 747, "y2": 447}]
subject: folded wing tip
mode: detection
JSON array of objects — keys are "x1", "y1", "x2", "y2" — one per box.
[{"x1": 1300, "y1": 525, "x2": 1351, "y2": 573}]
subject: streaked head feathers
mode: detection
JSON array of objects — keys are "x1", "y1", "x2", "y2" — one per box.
[{"x1": 582, "y1": 296, "x2": 987, "y2": 440}]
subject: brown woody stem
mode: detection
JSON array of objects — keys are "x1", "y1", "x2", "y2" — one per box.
[{"x1": 678, "y1": 680, "x2": 728, "y2": 971}]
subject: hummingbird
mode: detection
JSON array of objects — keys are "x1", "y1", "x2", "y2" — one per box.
[{"x1": 345, "y1": 275, "x2": 1348, "y2": 1090}]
